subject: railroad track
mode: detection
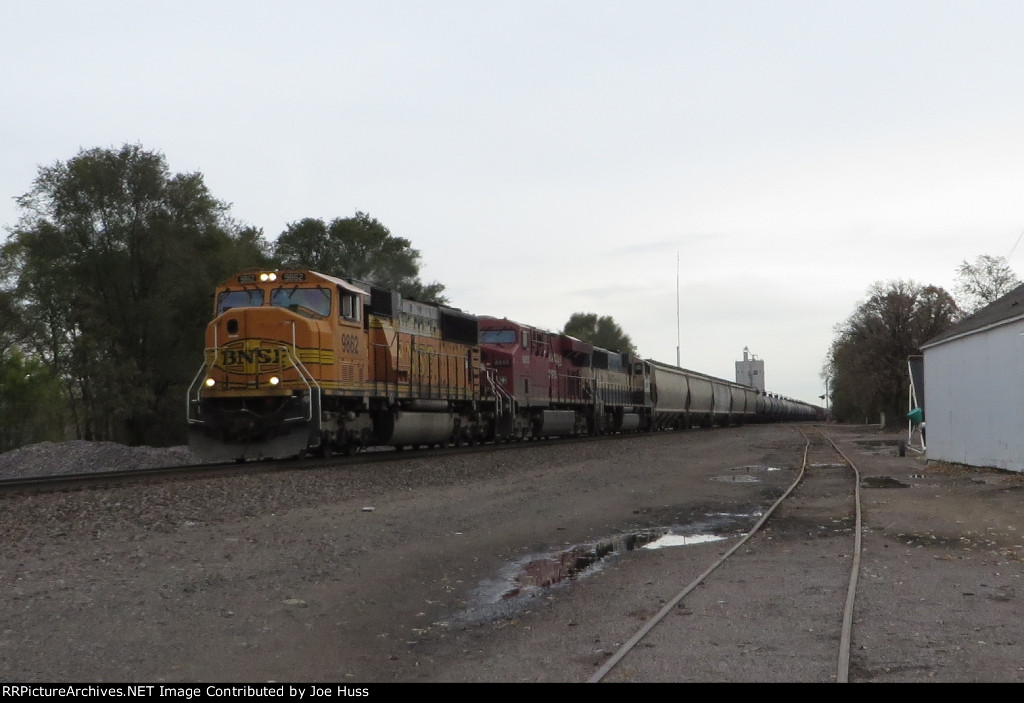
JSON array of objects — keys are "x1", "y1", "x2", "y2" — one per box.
[
  {"x1": 0, "y1": 427, "x2": 710, "y2": 495},
  {"x1": 0, "y1": 443, "x2": 464, "y2": 494},
  {"x1": 589, "y1": 426, "x2": 863, "y2": 683}
]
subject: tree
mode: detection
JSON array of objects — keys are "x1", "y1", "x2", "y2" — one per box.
[
  {"x1": 953, "y1": 254, "x2": 1021, "y2": 316},
  {"x1": 1, "y1": 144, "x2": 269, "y2": 446},
  {"x1": 826, "y1": 280, "x2": 958, "y2": 426},
  {"x1": 562, "y1": 312, "x2": 637, "y2": 354},
  {"x1": 0, "y1": 287, "x2": 17, "y2": 356},
  {"x1": 0, "y1": 348, "x2": 64, "y2": 451},
  {"x1": 272, "y1": 212, "x2": 447, "y2": 304}
]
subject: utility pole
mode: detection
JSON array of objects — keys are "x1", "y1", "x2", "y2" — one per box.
[{"x1": 676, "y1": 251, "x2": 680, "y2": 367}]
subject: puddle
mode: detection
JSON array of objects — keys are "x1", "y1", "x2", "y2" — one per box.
[
  {"x1": 459, "y1": 511, "x2": 761, "y2": 625},
  {"x1": 643, "y1": 533, "x2": 726, "y2": 549},
  {"x1": 501, "y1": 530, "x2": 664, "y2": 598},
  {"x1": 810, "y1": 462, "x2": 847, "y2": 469},
  {"x1": 861, "y1": 475, "x2": 910, "y2": 489},
  {"x1": 482, "y1": 521, "x2": 749, "y2": 602},
  {"x1": 708, "y1": 510, "x2": 764, "y2": 519},
  {"x1": 711, "y1": 465, "x2": 787, "y2": 483}
]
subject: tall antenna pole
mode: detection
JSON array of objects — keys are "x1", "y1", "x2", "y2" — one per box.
[
  {"x1": 1007, "y1": 227, "x2": 1024, "y2": 262},
  {"x1": 676, "y1": 251, "x2": 680, "y2": 367}
]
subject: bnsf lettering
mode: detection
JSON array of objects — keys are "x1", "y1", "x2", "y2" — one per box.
[{"x1": 222, "y1": 348, "x2": 285, "y2": 365}]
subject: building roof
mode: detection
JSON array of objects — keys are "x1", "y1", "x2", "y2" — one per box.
[{"x1": 921, "y1": 282, "x2": 1024, "y2": 349}]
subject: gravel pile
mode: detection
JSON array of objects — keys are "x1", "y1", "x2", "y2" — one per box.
[{"x1": 0, "y1": 440, "x2": 203, "y2": 480}]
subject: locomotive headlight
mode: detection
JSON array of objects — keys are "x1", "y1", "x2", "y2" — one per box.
[
  {"x1": 204, "y1": 377, "x2": 216, "y2": 387},
  {"x1": 268, "y1": 376, "x2": 280, "y2": 386},
  {"x1": 259, "y1": 272, "x2": 278, "y2": 282}
]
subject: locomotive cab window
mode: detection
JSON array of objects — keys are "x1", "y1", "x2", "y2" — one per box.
[
  {"x1": 340, "y1": 291, "x2": 361, "y2": 322},
  {"x1": 217, "y1": 289, "x2": 264, "y2": 314},
  {"x1": 480, "y1": 329, "x2": 517, "y2": 344},
  {"x1": 271, "y1": 286, "x2": 331, "y2": 318}
]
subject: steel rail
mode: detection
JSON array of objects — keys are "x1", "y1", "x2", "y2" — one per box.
[
  {"x1": 588, "y1": 424, "x2": 863, "y2": 683},
  {"x1": 813, "y1": 426, "x2": 863, "y2": 684},
  {"x1": 587, "y1": 427, "x2": 812, "y2": 683},
  {"x1": 0, "y1": 425, "x2": 727, "y2": 495}
]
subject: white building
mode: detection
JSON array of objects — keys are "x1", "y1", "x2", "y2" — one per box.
[
  {"x1": 919, "y1": 284, "x2": 1024, "y2": 472},
  {"x1": 735, "y1": 347, "x2": 765, "y2": 392}
]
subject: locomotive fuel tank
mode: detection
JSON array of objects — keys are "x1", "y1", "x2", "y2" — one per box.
[
  {"x1": 537, "y1": 409, "x2": 577, "y2": 437},
  {"x1": 373, "y1": 409, "x2": 455, "y2": 447}
]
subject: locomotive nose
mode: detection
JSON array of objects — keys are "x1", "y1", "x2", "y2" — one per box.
[
  {"x1": 211, "y1": 310, "x2": 245, "y2": 342},
  {"x1": 212, "y1": 308, "x2": 273, "y2": 344},
  {"x1": 213, "y1": 305, "x2": 315, "y2": 341}
]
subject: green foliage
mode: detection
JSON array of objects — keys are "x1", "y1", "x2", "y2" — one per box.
[
  {"x1": 272, "y1": 212, "x2": 447, "y2": 304},
  {"x1": 0, "y1": 348, "x2": 64, "y2": 451},
  {"x1": 562, "y1": 312, "x2": 637, "y2": 355},
  {"x1": 1, "y1": 144, "x2": 269, "y2": 446},
  {"x1": 0, "y1": 288, "x2": 17, "y2": 355},
  {"x1": 953, "y1": 254, "x2": 1021, "y2": 316},
  {"x1": 826, "y1": 280, "x2": 958, "y2": 426}
]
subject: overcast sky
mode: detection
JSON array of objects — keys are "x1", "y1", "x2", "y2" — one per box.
[{"x1": 4, "y1": 1, "x2": 1024, "y2": 406}]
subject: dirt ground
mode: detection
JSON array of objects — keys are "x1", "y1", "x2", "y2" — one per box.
[{"x1": 1, "y1": 424, "x2": 1022, "y2": 683}]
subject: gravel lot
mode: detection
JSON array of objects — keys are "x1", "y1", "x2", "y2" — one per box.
[
  {"x1": 0, "y1": 441, "x2": 202, "y2": 479},
  {"x1": 2, "y1": 425, "x2": 1022, "y2": 682}
]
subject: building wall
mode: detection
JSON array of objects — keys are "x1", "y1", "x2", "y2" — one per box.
[
  {"x1": 923, "y1": 320, "x2": 1024, "y2": 472},
  {"x1": 735, "y1": 358, "x2": 765, "y2": 392}
]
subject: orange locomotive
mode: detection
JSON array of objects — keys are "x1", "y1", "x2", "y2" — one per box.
[{"x1": 187, "y1": 269, "x2": 481, "y2": 461}]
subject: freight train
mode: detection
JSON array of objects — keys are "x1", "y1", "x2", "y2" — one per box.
[{"x1": 187, "y1": 268, "x2": 820, "y2": 461}]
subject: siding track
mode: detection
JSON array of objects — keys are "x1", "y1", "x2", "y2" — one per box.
[{"x1": 590, "y1": 426, "x2": 864, "y2": 683}]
